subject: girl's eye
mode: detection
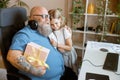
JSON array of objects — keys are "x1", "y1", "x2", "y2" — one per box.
[{"x1": 55, "y1": 23, "x2": 58, "y2": 25}]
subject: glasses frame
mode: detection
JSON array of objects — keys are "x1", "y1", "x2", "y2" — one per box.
[{"x1": 33, "y1": 14, "x2": 49, "y2": 19}]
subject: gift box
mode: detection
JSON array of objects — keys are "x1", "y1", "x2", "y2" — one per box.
[{"x1": 24, "y1": 42, "x2": 50, "y2": 68}]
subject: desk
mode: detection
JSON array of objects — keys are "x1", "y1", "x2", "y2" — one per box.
[{"x1": 78, "y1": 41, "x2": 120, "y2": 80}]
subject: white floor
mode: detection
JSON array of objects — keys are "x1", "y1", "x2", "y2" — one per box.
[
  {"x1": 0, "y1": 68, "x2": 7, "y2": 80},
  {"x1": 0, "y1": 53, "x2": 7, "y2": 80}
]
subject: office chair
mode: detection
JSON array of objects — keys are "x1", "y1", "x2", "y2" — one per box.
[{"x1": 0, "y1": 7, "x2": 31, "y2": 80}]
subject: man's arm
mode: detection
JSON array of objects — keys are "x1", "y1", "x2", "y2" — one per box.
[{"x1": 7, "y1": 50, "x2": 46, "y2": 76}]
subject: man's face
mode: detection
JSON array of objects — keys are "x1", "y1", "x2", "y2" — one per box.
[
  {"x1": 37, "y1": 20, "x2": 52, "y2": 37},
  {"x1": 31, "y1": 8, "x2": 52, "y2": 37}
]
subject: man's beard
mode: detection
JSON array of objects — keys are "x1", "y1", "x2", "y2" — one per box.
[{"x1": 37, "y1": 23, "x2": 52, "y2": 37}]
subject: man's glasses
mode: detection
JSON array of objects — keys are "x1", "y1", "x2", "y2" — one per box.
[{"x1": 33, "y1": 14, "x2": 49, "y2": 19}]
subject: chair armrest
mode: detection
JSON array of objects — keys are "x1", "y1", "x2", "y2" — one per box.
[{"x1": 8, "y1": 72, "x2": 31, "y2": 80}]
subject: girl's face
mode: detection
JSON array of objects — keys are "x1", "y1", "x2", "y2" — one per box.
[{"x1": 50, "y1": 18, "x2": 61, "y2": 31}]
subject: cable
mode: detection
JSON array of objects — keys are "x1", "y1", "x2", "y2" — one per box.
[
  {"x1": 82, "y1": 59, "x2": 103, "y2": 67},
  {"x1": 82, "y1": 59, "x2": 120, "y2": 75},
  {"x1": 114, "y1": 72, "x2": 120, "y2": 75}
]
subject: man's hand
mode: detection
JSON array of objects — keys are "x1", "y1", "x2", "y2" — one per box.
[
  {"x1": 7, "y1": 50, "x2": 47, "y2": 76},
  {"x1": 29, "y1": 65, "x2": 46, "y2": 76}
]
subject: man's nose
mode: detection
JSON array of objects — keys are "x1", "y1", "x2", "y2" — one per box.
[
  {"x1": 45, "y1": 17, "x2": 50, "y2": 21},
  {"x1": 45, "y1": 18, "x2": 50, "y2": 22}
]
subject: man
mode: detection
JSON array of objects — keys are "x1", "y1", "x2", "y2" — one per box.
[{"x1": 7, "y1": 6, "x2": 64, "y2": 80}]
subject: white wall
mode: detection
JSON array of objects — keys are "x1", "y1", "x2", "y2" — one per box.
[
  {"x1": 9, "y1": 0, "x2": 72, "y2": 16},
  {"x1": 8, "y1": 0, "x2": 72, "y2": 26}
]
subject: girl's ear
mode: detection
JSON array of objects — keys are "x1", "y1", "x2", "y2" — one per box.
[
  {"x1": 58, "y1": 18, "x2": 62, "y2": 22},
  {"x1": 58, "y1": 18, "x2": 62, "y2": 24},
  {"x1": 60, "y1": 20, "x2": 63, "y2": 27},
  {"x1": 59, "y1": 17, "x2": 64, "y2": 27}
]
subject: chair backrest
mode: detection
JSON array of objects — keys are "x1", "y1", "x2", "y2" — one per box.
[{"x1": 0, "y1": 7, "x2": 27, "y2": 75}]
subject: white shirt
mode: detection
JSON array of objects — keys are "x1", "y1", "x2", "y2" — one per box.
[{"x1": 49, "y1": 27, "x2": 71, "y2": 45}]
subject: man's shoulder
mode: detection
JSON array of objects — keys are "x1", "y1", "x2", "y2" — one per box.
[
  {"x1": 13, "y1": 26, "x2": 32, "y2": 38},
  {"x1": 17, "y1": 26, "x2": 37, "y2": 35},
  {"x1": 19, "y1": 26, "x2": 31, "y2": 32}
]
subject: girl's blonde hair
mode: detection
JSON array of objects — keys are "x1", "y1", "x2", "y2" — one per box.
[{"x1": 48, "y1": 9, "x2": 66, "y2": 27}]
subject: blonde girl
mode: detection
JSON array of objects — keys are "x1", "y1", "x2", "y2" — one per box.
[{"x1": 48, "y1": 9, "x2": 78, "y2": 75}]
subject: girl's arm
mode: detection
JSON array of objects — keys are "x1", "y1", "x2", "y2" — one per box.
[
  {"x1": 57, "y1": 27, "x2": 72, "y2": 52},
  {"x1": 57, "y1": 37, "x2": 72, "y2": 52}
]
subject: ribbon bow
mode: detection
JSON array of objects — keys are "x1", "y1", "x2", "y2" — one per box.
[{"x1": 27, "y1": 56, "x2": 49, "y2": 69}]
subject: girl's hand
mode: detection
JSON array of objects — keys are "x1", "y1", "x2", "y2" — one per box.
[
  {"x1": 58, "y1": 47, "x2": 65, "y2": 53},
  {"x1": 65, "y1": 26, "x2": 72, "y2": 34}
]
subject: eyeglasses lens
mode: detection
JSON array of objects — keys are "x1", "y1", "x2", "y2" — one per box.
[{"x1": 33, "y1": 14, "x2": 49, "y2": 19}]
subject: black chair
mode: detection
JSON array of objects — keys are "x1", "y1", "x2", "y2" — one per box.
[{"x1": 0, "y1": 7, "x2": 31, "y2": 80}]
